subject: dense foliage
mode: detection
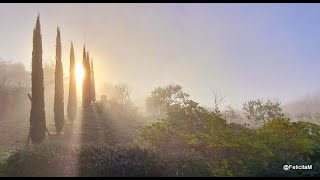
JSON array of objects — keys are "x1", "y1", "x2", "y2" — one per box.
[{"x1": 138, "y1": 97, "x2": 320, "y2": 176}]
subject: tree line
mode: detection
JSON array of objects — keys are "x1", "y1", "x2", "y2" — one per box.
[{"x1": 30, "y1": 15, "x2": 96, "y2": 143}]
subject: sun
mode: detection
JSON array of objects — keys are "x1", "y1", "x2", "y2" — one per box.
[{"x1": 76, "y1": 63, "x2": 84, "y2": 85}]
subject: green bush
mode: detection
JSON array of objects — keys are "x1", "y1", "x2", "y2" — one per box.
[
  {"x1": 4, "y1": 143, "x2": 77, "y2": 176},
  {"x1": 155, "y1": 150, "x2": 211, "y2": 177},
  {"x1": 138, "y1": 105, "x2": 320, "y2": 177},
  {"x1": 77, "y1": 144, "x2": 159, "y2": 176},
  {"x1": 2, "y1": 143, "x2": 211, "y2": 177}
]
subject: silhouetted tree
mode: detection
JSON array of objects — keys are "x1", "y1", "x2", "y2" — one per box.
[
  {"x1": 29, "y1": 15, "x2": 47, "y2": 143},
  {"x1": 90, "y1": 59, "x2": 96, "y2": 102},
  {"x1": 67, "y1": 42, "x2": 77, "y2": 122},
  {"x1": 54, "y1": 27, "x2": 64, "y2": 134},
  {"x1": 82, "y1": 46, "x2": 90, "y2": 109},
  {"x1": 82, "y1": 46, "x2": 86, "y2": 108},
  {"x1": 86, "y1": 52, "x2": 92, "y2": 103}
]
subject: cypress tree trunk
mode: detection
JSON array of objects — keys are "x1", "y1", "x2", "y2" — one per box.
[
  {"x1": 54, "y1": 27, "x2": 65, "y2": 134},
  {"x1": 67, "y1": 42, "x2": 77, "y2": 122},
  {"x1": 90, "y1": 59, "x2": 96, "y2": 102},
  {"x1": 30, "y1": 15, "x2": 46, "y2": 143}
]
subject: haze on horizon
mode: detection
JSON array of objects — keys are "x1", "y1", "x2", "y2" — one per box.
[{"x1": 1, "y1": 3, "x2": 320, "y2": 109}]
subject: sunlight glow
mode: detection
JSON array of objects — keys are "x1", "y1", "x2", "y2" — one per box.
[{"x1": 76, "y1": 63, "x2": 84, "y2": 85}]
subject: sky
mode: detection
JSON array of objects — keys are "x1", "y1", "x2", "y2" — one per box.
[{"x1": 1, "y1": 3, "x2": 320, "y2": 109}]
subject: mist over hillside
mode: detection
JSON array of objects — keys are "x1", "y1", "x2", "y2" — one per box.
[{"x1": 282, "y1": 91, "x2": 320, "y2": 124}]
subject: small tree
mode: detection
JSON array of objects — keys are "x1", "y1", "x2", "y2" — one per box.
[
  {"x1": 53, "y1": 27, "x2": 64, "y2": 134},
  {"x1": 243, "y1": 98, "x2": 284, "y2": 124},
  {"x1": 211, "y1": 89, "x2": 225, "y2": 114},
  {"x1": 113, "y1": 83, "x2": 131, "y2": 105}
]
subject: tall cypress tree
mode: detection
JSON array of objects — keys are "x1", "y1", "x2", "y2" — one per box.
[
  {"x1": 90, "y1": 59, "x2": 96, "y2": 102},
  {"x1": 82, "y1": 45, "x2": 89, "y2": 109},
  {"x1": 67, "y1": 42, "x2": 77, "y2": 122},
  {"x1": 86, "y1": 52, "x2": 92, "y2": 103},
  {"x1": 30, "y1": 14, "x2": 46, "y2": 143},
  {"x1": 54, "y1": 27, "x2": 65, "y2": 134}
]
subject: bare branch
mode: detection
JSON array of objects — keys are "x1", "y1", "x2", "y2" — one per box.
[{"x1": 211, "y1": 88, "x2": 225, "y2": 112}]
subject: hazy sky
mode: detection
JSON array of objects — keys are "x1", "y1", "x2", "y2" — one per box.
[{"x1": 1, "y1": 3, "x2": 320, "y2": 109}]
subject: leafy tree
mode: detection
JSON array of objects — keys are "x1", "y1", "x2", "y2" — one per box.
[
  {"x1": 242, "y1": 98, "x2": 284, "y2": 124},
  {"x1": 67, "y1": 42, "x2": 77, "y2": 122},
  {"x1": 29, "y1": 15, "x2": 47, "y2": 143},
  {"x1": 145, "y1": 84, "x2": 189, "y2": 116},
  {"x1": 140, "y1": 99, "x2": 212, "y2": 151}
]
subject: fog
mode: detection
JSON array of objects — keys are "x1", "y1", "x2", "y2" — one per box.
[
  {"x1": 2, "y1": 4, "x2": 320, "y2": 110},
  {"x1": 1, "y1": 3, "x2": 320, "y2": 137},
  {"x1": 1, "y1": 4, "x2": 320, "y2": 177}
]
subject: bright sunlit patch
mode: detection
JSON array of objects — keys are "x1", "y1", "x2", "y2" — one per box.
[{"x1": 76, "y1": 63, "x2": 84, "y2": 85}]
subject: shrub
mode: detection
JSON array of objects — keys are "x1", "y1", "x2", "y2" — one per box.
[
  {"x1": 4, "y1": 143, "x2": 76, "y2": 176},
  {"x1": 2, "y1": 143, "x2": 212, "y2": 177}
]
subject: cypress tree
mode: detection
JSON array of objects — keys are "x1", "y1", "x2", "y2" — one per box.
[
  {"x1": 30, "y1": 14, "x2": 47, "y2": 143},
  {"x1": 82, "y1": 46, "x2": 89, "y2": 109},
  {"x1": 54, "y1": 27, "x2": 65, "y2": 134},
  {"x1": 90, "y1": 59, "x2": 96, "y2": 102},
  {"x1": 86, "y1": 52, "x2": 92, "y2": 103},
  {"x1": 67, "y1": 42, "x2": 77, "y2": 122}
]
